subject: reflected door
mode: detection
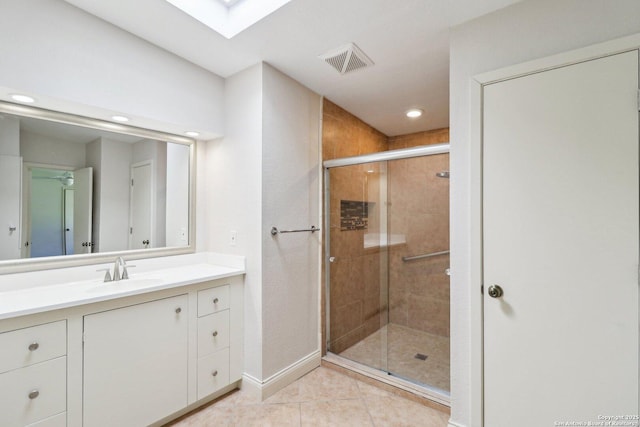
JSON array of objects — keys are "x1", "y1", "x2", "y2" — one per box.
[
  {"x1": 130, "y1": 162, "x2": 152, "y2": 250},
  {"x1": 0, "y1": 156, "x2": 22, "y2": 260},
  {"x1": 73, "y1": 167, "x2": 93, "y2": 254},
  {"x1": 63, "y1": 188, "x2": 74, "y2": 255},
  {"x1": 30, "y1": 171, "x2": 64, "y2": 257}
]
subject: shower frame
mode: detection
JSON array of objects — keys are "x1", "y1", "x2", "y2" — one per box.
[{"x1": 323, "y1": 143, "x2": 450, "y2": 405}]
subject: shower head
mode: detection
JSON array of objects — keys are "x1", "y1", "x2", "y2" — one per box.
[{"x1": 436, "y1": 171, "x2": 450, "y2": 179}]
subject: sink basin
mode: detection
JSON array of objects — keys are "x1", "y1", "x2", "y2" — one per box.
[{"x1": 84, "y1": 277, "x2": 164, "y2": 293}]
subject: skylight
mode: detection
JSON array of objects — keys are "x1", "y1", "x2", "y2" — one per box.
[
  {"x1": 218, "y1": 0, "x2": 243, "y2": 7},
  {"x1": 166, "y1": 0, "x2": 293, "y2": 39}
]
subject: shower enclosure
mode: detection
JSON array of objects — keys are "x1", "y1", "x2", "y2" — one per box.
[{"x1": 324, "y1": 144, "x2": 450, "y2": 403}]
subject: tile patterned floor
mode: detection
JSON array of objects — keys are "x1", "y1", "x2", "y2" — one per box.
[
  {"x1": 339, "y1": 323, "x2": 450, "y2": 392},
  {"x1": 166, "y1": 366, "x2": 449, "y2": 426}
]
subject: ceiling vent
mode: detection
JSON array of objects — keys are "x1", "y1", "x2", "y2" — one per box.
[{"x1": 319, "y1": 43, "x2": 374, "y2": 75}]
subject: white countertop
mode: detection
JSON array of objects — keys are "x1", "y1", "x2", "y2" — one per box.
[{"x1": 0, "y1": 253, "x2": 245, "y2": 321}]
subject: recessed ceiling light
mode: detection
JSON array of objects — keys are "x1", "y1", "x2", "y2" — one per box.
[
  {"x1": 406, "y1": 108, "x2": 423, "y2": 118},
  {"x1": 11, "y1": 94, "x2": 35, "y2": 103},
  {"x1": 185, "y1": 131, "x2": 200, "y2": 137},
  {"x1": 111, "y1": 115, "x2": 129, "y2": 122}
]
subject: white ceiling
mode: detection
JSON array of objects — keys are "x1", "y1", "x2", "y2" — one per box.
[{"x1": 63, "y1": 0, "x2": 519, "y2": 137}]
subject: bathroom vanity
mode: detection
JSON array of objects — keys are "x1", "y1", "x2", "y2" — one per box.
[{"x1": 0, "y1": 253, "x2": 245, "y2": 427}]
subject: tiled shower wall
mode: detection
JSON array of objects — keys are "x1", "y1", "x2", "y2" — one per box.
[
  {"x1": 388, "y1": 154, "x2": 450, "y2": 337},
  {"x1": 322, "y1": 98, "x2": 450, "y2": 353}
]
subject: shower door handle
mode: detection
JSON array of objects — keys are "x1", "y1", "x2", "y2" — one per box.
[{"x1": 329, "y1": 257, "x2": 336, "y2": 263}]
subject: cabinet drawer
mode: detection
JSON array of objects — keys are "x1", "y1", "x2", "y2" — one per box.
[
  {"x1": 197, "y1": 285, "x2": 230, "y2": 317},
  {"x1": 26, "y1": 412, "x2": 66, "y2": 427},
  {"x1": 197, "y1": 310, "x2": 230, "y2": 357},
  {"x1": 0, "y1": 356, "x2": 67, "y2": 427},
  {"x1": 0, "y1": 321, "x2": 66, "y2": 374},
  {"x1": 197, "y1": 348, "x2": 230, "y2": 400}
]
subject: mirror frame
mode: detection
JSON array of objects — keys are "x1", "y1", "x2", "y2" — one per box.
[{"x1": 0, "y1": 101, "x2": 197, "y2": 274}]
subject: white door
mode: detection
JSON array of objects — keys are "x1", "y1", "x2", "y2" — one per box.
[
  {"x1": 483, "y1": 51, "x2": 639, "y2": 426},
  {"x1": 0, "y1": 156, "x2": 21, "y2": 260},
  {"x1": 73, "y1": 167, "x2": 93, "y2": 253},
  {"x1": 63, "y1": 187, "x2": 74, "y2": 255},
  {"x1": 83, "y1": 295, "x2": 188, "y2": 427},
  {"x1": 129, "y1": 162, "x2": 153, "y2": 250},
  {"x1": 21, "y1": 164, "x2": 30, "y2": 258}
]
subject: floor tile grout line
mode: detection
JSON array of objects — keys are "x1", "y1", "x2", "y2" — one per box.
[
  {"x1": 167, "y1": 365, "x2": 449, "y2": 426},
  {"x1": 360, "y1": 394, "x2": 377, "y2": 426},
  {"x1": 269, "y1": 396, "x2": 364, "y2": 405}
]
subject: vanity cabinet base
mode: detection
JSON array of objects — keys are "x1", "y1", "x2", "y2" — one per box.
[{"x1": 0, "y1": 273, "x2": 243, "y2": 427}]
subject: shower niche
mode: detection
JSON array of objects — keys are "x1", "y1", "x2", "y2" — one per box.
[
  {"x1": 340, "y1": 200, "x2": 372, "y2": 231},
  {"x1": 324, "y1": 145, "x2": 450, "y2": 403}
]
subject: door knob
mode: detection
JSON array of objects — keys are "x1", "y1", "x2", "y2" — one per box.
[{"x1": 488, "y1": 285, "x2": 504, "y2": 298}]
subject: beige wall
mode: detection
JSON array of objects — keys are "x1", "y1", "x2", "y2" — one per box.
[
  {"x1": 322, "y1": 99, "x2": 388, "y2": 161},
  {"x1": 323, "y1": 98, "x2": 450, "y2": 354},
  {"x1": 388, "y1": 128, "x2": 449, "y2": 150},
  {"x1": 388, "y1": 154, "x2": 450, "y2": 337}
]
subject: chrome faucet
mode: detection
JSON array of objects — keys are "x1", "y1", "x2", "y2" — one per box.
[
  {"x1": 97, "y1": 257, "x2": 136, "y2": 282},
  {"x1": 114, "y1": 256, "x2": 135, "y2": 280},
  {"x1": 113, "y1": 256, "x2": 125, "y2": 281}
]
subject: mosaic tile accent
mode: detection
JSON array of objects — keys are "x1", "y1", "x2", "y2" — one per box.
[{"x1": 340, "y1": 200, "x2": 370, "y2": 230}]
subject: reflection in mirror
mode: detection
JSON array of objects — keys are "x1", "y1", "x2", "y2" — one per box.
[
  {"x1": 0, "y1": 107, "x2": 192, "y2": 264},
  {"x1": 26, "y1": 166, "x2": 91, "y2": 258}
]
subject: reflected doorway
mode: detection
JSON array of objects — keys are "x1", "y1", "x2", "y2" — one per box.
[{"x1": 23, "y1": 165, "x2": 93, "y2": 257}]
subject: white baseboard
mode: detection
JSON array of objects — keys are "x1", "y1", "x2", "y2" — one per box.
[{"x1": 241, "y1": 350, "x2": 321, "y2": 401}]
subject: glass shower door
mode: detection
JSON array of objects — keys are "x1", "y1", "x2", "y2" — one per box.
[
  {"x1": 325, "y1": 147, "x2": 450, "y2": 397},
  {"x1": 385, "y1": 153, "x2": 450, "y2": 393},
  {"x1": 326, "y1": 160, "x2": 389, "y2": 374}
]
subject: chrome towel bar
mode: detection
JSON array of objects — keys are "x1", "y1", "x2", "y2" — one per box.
[
  {"x1": 270, "y1": 225, "x2": 320, "y2": 236},
  {"x1": 402, "y1": 250, "x2": 450, "y2": 262}
]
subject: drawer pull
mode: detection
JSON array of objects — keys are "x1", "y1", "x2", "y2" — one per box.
[
  {"x1": 213, "y1": 298, "x2": 219, "y2": 304},
  {"x1": 212, "y1": 370, "x2": 218, "y2": 377},
  {"x1": 28, "y1": 342, "x2": 40, "y2": 351},
  {"x1": 212, "y1": 331, "x2": 218, "y2": 337},
  {"x1": 28, "y1": 390, "x2": 40, "y2": 399},
  {"x1": 175, "y1": 307, "x2": 182, "y2": 314}
]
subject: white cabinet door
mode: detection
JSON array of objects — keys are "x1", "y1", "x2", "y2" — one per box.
[
  {"x1": 83, "y1": 295, "x2": 188, "y2": 427},
  {"x1": 483, "y1": 51, "x2": 639, "y2": 426}
]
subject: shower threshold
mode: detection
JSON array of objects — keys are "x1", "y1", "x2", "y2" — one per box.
[{"x1": 322, "y1": 352, "x2": 450, "y2": 407}]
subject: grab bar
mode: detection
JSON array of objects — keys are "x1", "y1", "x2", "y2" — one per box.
[
  {"x1": 402, "y1": 250, "x2": 450, "y2": 262},
  {"x1": 271, "y1": 225, "x2": 320, "y2": 236}
]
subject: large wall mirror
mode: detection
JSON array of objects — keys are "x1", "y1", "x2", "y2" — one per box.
[{"x1": 0, "y1": 102, "x2": 195, "y2": 272}]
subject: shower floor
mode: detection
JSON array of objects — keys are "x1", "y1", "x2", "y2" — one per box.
[{"x1": 338, "y1": 323, "x2": 450, "y2": 393}]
